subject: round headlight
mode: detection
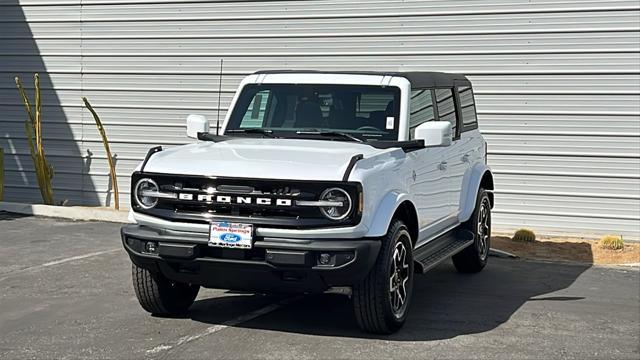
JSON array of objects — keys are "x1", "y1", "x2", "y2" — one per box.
[
  {"x1": 319, "y1": 187, "x2": 352, "y2": 220},
  {"x1": 134, "y1": 178, "x2": 159, "y2": 209}
]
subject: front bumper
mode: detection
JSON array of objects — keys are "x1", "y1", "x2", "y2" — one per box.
[{"x1": 121, "y1": 225, "x2": 380, "y2": 293}]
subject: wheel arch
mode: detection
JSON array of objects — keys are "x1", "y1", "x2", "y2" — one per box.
[
  {"x1": 458, "y1": 164, "x2": 494, "y2": 223},
  {"x1": 480, "y1": 170, "x2": 494, "y2": 207},
  {"x1": 366, "y1": 192, "x2": 419, "y2": 247},
  {"x1": 392, "y1": 201, "x2": 419, "y2": 247}
]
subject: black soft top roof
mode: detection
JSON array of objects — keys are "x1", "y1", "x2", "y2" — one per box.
[{"x1": 253, "y1": 70, "x2": 471, "y2": 88}]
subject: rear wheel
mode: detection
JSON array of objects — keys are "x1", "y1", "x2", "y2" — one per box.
[
  {"x1": 131, "y1": 263, "x2": 200, "y2": 316},
  {"x1": 353, "y1": 219, "x2": 414, "y2": 334},
  {"x1": 452, "y1": 188, "x2": 491, "y2": 273}
]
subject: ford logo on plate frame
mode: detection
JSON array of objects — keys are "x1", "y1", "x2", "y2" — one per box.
[{"x1": 219, "y1": 233, "x2": 242, "y2": 243}]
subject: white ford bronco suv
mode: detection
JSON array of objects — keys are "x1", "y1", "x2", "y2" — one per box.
[{"x1": 122, "y1": 70, "x2": 494, "y2": 334}]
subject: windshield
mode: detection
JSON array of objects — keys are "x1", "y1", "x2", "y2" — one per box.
[{"x1": 225, "y1": 84, "x2": 401, "y2": 141}]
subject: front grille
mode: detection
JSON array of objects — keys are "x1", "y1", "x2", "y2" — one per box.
[{"x1": 131, "y1": 172, "x2": 362, "y2": 228}]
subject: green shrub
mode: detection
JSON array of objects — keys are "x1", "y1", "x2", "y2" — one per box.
[
  {"x1": 512, "y1": 228, "x2": 536, "y2": 242},
  {"x1": 599, "y1": 235, "x2": 624, "y2": 250}
]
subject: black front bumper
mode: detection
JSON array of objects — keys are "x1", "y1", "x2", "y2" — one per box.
[{"x1": 121, "y1": 225, "x2": 380, "y2": 293}]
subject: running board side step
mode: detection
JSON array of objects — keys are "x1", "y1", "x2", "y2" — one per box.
[{"x1": 413, "y1": 229, "x2": 475, "y2": 273}]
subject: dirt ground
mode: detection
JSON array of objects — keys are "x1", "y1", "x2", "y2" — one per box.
[{"x1": 492, "y1": 235, "x2": 640, "y2": 265}]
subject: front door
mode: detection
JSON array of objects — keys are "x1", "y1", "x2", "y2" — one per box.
[
  {"x1": 406, "y1": 89, "x2": 451, "y2": 246},
  {"x1": 407, "y1": 147, "x2": 451, "y2": 247}
]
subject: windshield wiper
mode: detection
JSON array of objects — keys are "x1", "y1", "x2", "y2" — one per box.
[
  {"x1": 295, "y1": 129, "x2": 364, "y2": 143},
  {"x1": 225, "y1": 128, "x2": 277, "y2": 138}
]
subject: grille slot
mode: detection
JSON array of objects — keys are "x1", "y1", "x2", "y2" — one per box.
[{"x1": 216, "y1": 185, "x2": 254, "y2": 193}]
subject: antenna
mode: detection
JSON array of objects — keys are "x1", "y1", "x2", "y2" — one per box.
[{"x1": 216, "y1": 58, "x2": 224, "y2": 135}]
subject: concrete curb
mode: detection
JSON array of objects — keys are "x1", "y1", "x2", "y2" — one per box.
[
  {"x1": 489, "y1": 248, "x2": 519, "y2": 259},
  {"x1": 601, "y1": 262, "x2": 640, "y2": 270},
  {"x1": 0, "y1": 201, "x2": 130, "y2": 223}
]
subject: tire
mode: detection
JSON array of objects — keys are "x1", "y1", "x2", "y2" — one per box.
[
  {"x1": 131, "y1": 263, "x2": 200, "y2": 316},
  {"x1": 452, "y1": 188, "x2": 491, "y2": 273},
  {"x1": 353, "y1": 219, "x2": 414, "y2": 334}
]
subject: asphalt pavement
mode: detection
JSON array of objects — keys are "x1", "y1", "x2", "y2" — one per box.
[{"x1": 1, "y1": 212, "x2": 639, "y2": 359}]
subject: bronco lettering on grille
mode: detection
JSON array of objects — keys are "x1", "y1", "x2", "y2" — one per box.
[{"x1": 180, "y1": 194, "x2": 292, "y2": 206}]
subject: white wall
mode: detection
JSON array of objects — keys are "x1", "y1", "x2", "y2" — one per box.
[{"x1": 1, "y1": 0, "x2": 639, "y2": 238}]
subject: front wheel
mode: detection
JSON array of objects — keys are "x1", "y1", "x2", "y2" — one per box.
[
  {"x1": 353, "y1": 219, "x2": 414, "y2": 334},
  {"x1": 452, "y1": 188, "x2": 492, "y2": 273},
  {"x1": 132, "y1": 263, "x2": 200, "y2": 316}
]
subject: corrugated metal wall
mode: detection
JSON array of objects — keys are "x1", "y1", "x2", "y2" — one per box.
[{"x1": 1, "y1": 0, "x2": 639, "y2": 239}]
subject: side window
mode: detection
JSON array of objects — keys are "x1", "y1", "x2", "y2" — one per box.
[
  {"x1": 457, "y1": 86, "x2": 477, "y2": 130},
  {"x1": 435, "y1": 88, "x2": 458, "y2": 137},
  {"x1": 409, "y1": 89, "x2": 435, "y2": 139},
  {"x1": 240, "y1": 90, "x2": 273, "y2": 128}
]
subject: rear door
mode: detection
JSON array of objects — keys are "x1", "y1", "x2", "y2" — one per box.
[{"x1": 456, "y1": 84, "x2": 485, "y2": 210}]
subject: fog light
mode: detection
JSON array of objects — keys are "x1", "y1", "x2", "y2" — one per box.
[
  {"x1": 319, "y1": 253, "x2": 331, "y2": 265},
  {"x1": 144, "y1": 241, "x2": 158, "y2": 253}
]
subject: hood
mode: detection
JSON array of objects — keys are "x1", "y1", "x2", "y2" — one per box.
[{"x1": 141, "y1": 138, "x2": 387, "y2": 181}]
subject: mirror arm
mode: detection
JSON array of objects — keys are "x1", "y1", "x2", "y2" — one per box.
[
  {"x1": 197, "y1": 132, "x2": 230, "y2": 142},
  {"x1": 401, "y1": 140, "x2": 426, "y2": 152}
]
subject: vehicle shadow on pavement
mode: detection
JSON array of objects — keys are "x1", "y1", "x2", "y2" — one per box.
[
  {"x1": 189, "y1": 257, "x2": 592, "y2": 341},
  {"x1": 0, "y1": 211, "x2": 32, "y2": 221}
]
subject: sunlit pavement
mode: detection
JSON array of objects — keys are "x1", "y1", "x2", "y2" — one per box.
[{"x1": 1, "y1": 213, "x2": 638, "y2": 359}]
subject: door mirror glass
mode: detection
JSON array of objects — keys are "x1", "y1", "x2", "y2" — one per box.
[
  {"x1": 186, "y1": 114, "x2": 209, "y2": 139},
  {"x1": 414, "y1": 121, "x2": 452, "y2": 147}
]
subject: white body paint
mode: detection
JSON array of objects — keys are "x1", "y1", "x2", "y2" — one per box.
[{"x1": 132, "y1": 72, "x2": 493, "y2": 246}]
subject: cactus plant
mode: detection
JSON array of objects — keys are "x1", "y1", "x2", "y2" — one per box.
[
  {"x1": 82, "y1": 97, "x2": 119, "y2": 210},
  {"x1": 599, "y1": 235, "x2": 624, "y2": 250},
  {"x1": 15, "y1": 74, "x2": 54, "y2": 205},
  {"x1": 512, "y1": 228, "x2": 536, "y2": 242}
]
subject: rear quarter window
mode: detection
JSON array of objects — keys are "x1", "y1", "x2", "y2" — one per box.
[{"x1": 457, "y1": 86, "x2": 478, "y2": 130}]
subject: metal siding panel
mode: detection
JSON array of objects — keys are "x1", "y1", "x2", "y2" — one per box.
[
  {"x1": 469, "y1": 74, "x2": 640, "y2": 94},
  {"x1": 0, "y1": 1, "x2": 85, "y2": 205},
  {"x1": 76, "y1": 12, "x2": 640, "y2": 41},
  {"x1": 480, "y1": 114, "x2": 640, "y2": 135},
  {"x1": 76, "y1": 1, "x2": 640, "y2": 20},
  {"x1": 76, "y1": 32, "x2": 640, "y2": 55},
  {"x1": 0, "y1": 0, "x2": 638, "y2": 238},
  {"x1": 79, "y1": 54, "x2": 640, "y2": 74},
  {"x1": 489, "y1": 154, "x2": 640, "y2": 179},
  {"x1": 0, "y1": 4, "x2": 80, "y2": 22},
  {"x1": 0, "y1": 72, "x2": 82, "y2": 90},
  {"x1": 485, "y1": 133, "x2": 640, "y2": 157}
]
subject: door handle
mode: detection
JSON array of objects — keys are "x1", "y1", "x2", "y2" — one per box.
[
  {"x1": 438, "y1": 161, "x2": 448, "y2": 171},
  {"x1": 462, "y1": 154, "x2": 470, "y2": 163}
]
